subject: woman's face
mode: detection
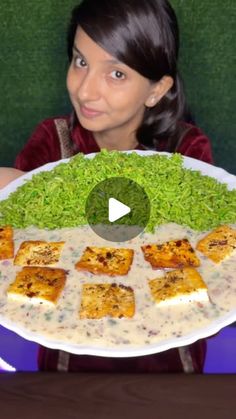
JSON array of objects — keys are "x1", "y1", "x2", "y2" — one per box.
[{"x1": 67, "y1": 27, "x2": 156, "y2": 137}]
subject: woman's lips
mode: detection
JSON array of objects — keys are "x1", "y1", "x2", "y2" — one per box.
[{"x1": 80, "y1": 105, "x2": 104, "y2": 118}]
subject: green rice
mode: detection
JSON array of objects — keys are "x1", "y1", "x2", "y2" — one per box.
[{"x1": 0, "y1": 150, "x2": 235, "y2": 231}]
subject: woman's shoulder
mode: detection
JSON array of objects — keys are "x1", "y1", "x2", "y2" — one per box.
[
  {"x1": 35, "y1": 115, "x2": 99, "y2": 155},
  {"x1": 177, "y1": 122, "x2": 213, "y2": 164},
  {"x1": 14, "y1": 115, "x2": 73, "y2": 171},
  {"x1": 178, "y1": 121, "x2": 207, "y2": 136},
  {"x1": 35, "y1": 115, "x2": 71, "y2": 131}
]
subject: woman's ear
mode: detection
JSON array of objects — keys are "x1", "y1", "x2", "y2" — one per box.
[{"x1": 145, "y1": 76, "x2": 174, "y2": 107}]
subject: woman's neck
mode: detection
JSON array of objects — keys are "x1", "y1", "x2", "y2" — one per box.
[{"x1": 93, "y1": 130, "x2": 139, "y2": 151}]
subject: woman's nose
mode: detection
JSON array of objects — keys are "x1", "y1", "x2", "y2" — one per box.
[{"x1": 77, "y1": 71, "x2": 101, "y2": 102}]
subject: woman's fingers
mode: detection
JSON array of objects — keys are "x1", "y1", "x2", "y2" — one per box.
[{"x1": 0, "y1": 168, "x2": 25, "y2": 189}]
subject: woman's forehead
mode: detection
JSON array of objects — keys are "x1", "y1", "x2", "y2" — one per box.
[
  {"x1": 73, "y1": 26, "x2": 154, "y2": 84},
  {"x1": 74, "y1": 27, "x2": 126, "y2": 67}
]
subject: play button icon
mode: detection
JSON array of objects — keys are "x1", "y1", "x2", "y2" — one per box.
[
  {"x1": 108, "y1": 198, "x2": 131, "y2": 222},
  {"x1": 85, "y1": 177, "x2": 150, "y2": 242}
]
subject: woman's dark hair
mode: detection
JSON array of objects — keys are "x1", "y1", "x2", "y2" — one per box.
[{"x1": 67, "y1": 0, "x2": 187, "y2": 151}]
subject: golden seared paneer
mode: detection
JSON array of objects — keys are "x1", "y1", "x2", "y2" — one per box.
[
  {"x1": 79, "y1": 283, "x2": 135, "y2": 319},
  {"x1": 0, "y1": 225, "x2": 14, "y2": 260},
  {"x1": 14, "y1": 240, "x2": 65, "y2": 266},
  {"x1": 141, "y1": 238, "x2": 200, "y2": 269},
  {"x1": 196, "y1": 225, "x2": 236, "y2": 263},
  {"x1": 75, "y1": 246, "x2": 134, "y2": 276},
  {"x1": 149, "y1": 267, "x2": 209, "y2": 306},
  {"x1": 7, "y1": 266, "x2": 67, "y2": 305}
]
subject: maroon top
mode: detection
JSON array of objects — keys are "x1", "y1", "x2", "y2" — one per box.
[
  {"x1": 14, "y1": 116, "x2": 213, "y2": 372},
  {"x1": 15, "y1": 116, "x2": 213, "y2": 171}
]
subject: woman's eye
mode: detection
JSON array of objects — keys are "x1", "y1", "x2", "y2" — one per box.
[
  {"x1": 110, "y1": 70, "x2": 125, "y2": 80},
  {"x1": 74, "y1": 57, "x2": 87, "y2": 68}
]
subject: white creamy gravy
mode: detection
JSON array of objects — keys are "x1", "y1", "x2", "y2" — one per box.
[{"x1": 0, "y1": 222, "x2": 235, "y2": 352}]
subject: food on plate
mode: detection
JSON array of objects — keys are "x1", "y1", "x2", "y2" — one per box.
[
  {"x1": 75, "y1": 246, "x2": 134, "y2": 276},
  {"x1": 0, "y1": 225, "x2": 14, "y2": 260},
  {"x1": 0, "y1": 220, "x2": 236, "y2": 352},
  {"x1": 148, "y1": 267, "x2": 209, "y2": 306},
  {"x1": 14, "y1": 240, "x2": 65, "y2": 266},
  {"x1": 7, "y1": 266, "x2": 67, "y2": 305},
  {"x1": 0, "y1": 148, "x2": 235, "y2": 351},
  {"x1": 0, "y1": 151, "x2": 235, "y2": 232},
  {"x1": 0, "y1": 225, "x2": 13, "y2": 240},
  {"x1": 0, "y1": 240, "x2": 14, "y2": 260},
  {"x1": 196, "y1": 225, "x2": 236, "y2": 263},
  {"x1": 79, "y1": 283, "x2": 135, "y2": 319},
  {"x1": 141, "y1": 238, "x2": 200, "y2": 269}
]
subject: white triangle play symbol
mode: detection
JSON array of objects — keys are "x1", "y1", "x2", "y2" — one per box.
[{"x1": 108, "y1": 198, "x2": 131, "y2": 223}]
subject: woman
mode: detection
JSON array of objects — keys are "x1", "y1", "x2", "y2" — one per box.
[
  {"x1": 13, "y1": 0, "x2": 212, "y2": 172},
  {"x1": 1, "y1": 0, "x2": 212, "y2": 372}
]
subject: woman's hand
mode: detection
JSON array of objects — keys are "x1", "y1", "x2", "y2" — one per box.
[{"x1": 0, "y1": 168, "x2": 25, "y2": 189}]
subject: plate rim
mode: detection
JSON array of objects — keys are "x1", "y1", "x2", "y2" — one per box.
[{"x1": 0, "y1": 307, "x2": 236, "y2": 357}]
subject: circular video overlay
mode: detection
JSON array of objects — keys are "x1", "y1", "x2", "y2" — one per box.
[{"x1": 85, "y1": 177, "x2": 150, "y2": 242}]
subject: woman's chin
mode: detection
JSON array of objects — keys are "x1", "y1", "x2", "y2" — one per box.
[{"x1": 78, "y1": 115, "x2": 107, "y2": 133}]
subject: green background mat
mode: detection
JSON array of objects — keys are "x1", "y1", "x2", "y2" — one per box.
[{"x1": 0, "y1": 0, "x2": 235, "y2": 173}]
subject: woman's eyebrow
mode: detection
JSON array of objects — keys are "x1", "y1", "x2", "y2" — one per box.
[
  {"x1": 105, "y1": 58, "x2": 123, "y2": 65},
  {"x1": 72, "y1": 45, "x2": 84, "y2": 56},
  {"x1": 72, "y1": 44, "x2": 123, "y2": 65}
]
